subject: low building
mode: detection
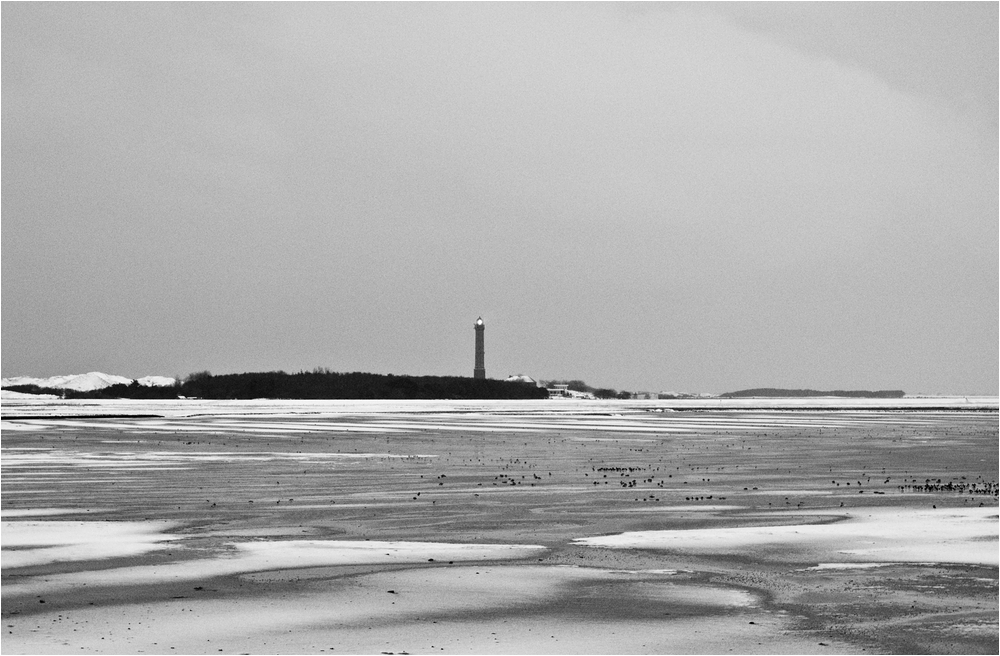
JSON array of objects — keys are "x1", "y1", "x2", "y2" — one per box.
[
  {"x1": 547, "y1": 383, "x2": 571, "y2": 397},
  {"x1": 545, "y1": 384, "x2": 594, "y2": 399}
]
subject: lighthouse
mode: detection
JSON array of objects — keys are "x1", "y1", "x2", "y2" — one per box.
[{"x1": 473, "y1": 317, "x2": 485, "y2": 379}]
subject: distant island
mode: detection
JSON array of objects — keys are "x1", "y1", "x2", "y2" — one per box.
[
  {"x1": 3, "y1": 369, "x2": 549, "y2": 401},
  {"x1": 721, "y1": 388, "x2": 905, "y2": 399}
]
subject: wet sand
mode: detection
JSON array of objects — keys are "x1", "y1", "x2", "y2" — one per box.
[{"x1": 2, "y1": 399, "x2": 997, "y2": 654}]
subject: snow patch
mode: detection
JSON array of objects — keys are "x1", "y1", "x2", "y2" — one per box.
[
  {"x1": 574, "y1": 507, "x2": 999, "y2": 566},
  {"x1": 1, "y1": 520, "x2": 180, "y2": 569}
]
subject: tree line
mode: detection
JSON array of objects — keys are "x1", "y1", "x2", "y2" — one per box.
[
  {"x1": 720, "y1": 388, "x2": 905, "y2": 398},
  {"x1": 4, "y1": 369, "x2": 549, "y2": 401}
]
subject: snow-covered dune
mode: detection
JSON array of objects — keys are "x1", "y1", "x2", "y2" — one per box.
[{"x1": 1, "y1": 372, "x2": 175, "y2": 391}]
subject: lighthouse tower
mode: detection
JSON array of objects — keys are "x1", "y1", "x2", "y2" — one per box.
[{"x1": 473, "y1": 317, "x2": 486, "y2": 379}]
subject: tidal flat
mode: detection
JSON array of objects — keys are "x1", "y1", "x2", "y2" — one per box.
[{"x1": 2, "y1": 398, "x2": 997, "y2": 654}]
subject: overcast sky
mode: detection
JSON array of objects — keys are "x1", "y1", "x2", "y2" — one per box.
[{"x1": 3, "y1": 2, "x2": 997, "y2": 394}]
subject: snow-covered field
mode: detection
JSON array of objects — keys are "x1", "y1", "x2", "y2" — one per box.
[
  {"x1": 2, "y1": 399, "x2": 996, "y2": 654},
  {"x1": 1, "y1": 394, "x2": 996, "y2": 418}
]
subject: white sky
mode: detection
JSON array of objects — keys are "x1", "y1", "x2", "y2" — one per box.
[{"x1": 2, "y1": 2, "x2": 997, "y2": 394}]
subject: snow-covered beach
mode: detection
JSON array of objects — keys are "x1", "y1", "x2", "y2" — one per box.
[{"x1": 2, "y1": 398, "x2": 996, "y2": 654}]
